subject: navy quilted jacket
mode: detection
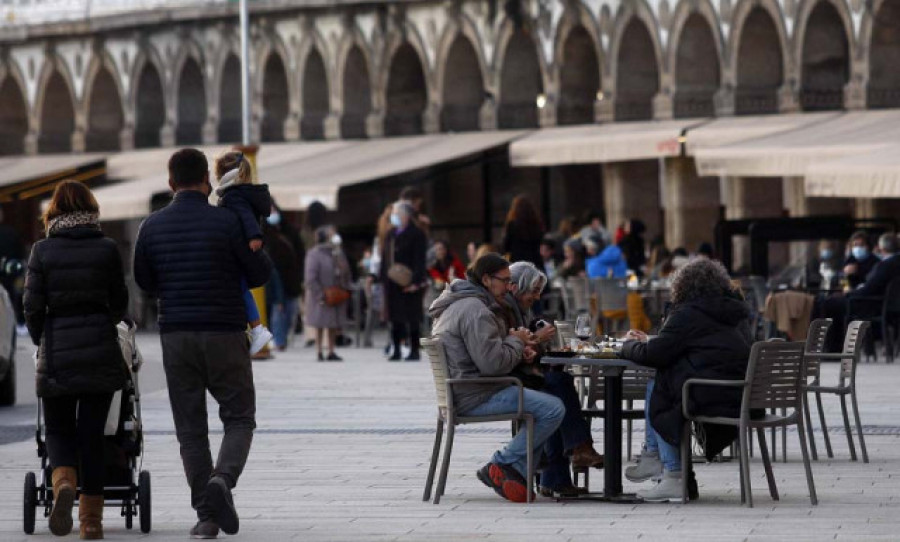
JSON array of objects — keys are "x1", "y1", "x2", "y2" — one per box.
[{"x1": 133, "y1": 190, "x2": 272, "y2": 333}]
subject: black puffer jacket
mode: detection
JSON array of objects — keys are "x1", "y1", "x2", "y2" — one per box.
[
  {"x1": 24, "y1": 225, "x2": 128, "y2": 398},
  {"x1": 620, "y1": 293, "x2": 752, "y2": 449},
  {"x1": 133, "y1": 190, "x2": 273, "y2": 333}
]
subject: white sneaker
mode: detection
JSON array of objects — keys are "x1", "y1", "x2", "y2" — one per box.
[
  {"x1": 637, "y1": 470, "x2": 684, "y2": 502},
  {"x1": 625, "y1": 447, "x2": 663, "y2": 483},
  {"x1": 249, "y1": 325, "x2": 273, "y2": 355}
]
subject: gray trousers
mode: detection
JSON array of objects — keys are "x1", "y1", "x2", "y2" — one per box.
[{"x1": 160, "y1": 331, "x2": 256, "y2": 521}]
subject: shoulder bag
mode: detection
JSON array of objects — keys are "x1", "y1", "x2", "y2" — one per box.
[
  {"x1": 324, "y1": 250, "x2": 351, "y2": 307},
  {"x1": 386, "y1": 235, "x2": 413, "y2": 287}
]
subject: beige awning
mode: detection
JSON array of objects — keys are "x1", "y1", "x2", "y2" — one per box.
[
  {"x1": 693, "y1": 111, "x2": 900, "y2": 177},
  {"x1": 0, "y1": 153, "x2": 106, "y2": 202},
  {"x1": 509, "y1": 119, "x2": 704, "y2": 166},
  {"x1": 92, "y1": 131, "x2": 526, "y2": 221},
  {"x1": 805, "y1": 145, "x2": 900, "y2": 198}
]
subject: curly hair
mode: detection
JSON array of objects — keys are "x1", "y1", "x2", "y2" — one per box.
[{"x1": 670, "y1": 258, "x2": 734, "y2": 305}]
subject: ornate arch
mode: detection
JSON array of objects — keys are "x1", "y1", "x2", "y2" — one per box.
[
  {"x1": 727, "y1": 0, "x2": 792, "y2": 83},
  {"x1": 258, "y1": 31, "x2": 296, "y2": 103},
  {"x1": 170, "y1": 35, "x2": 207, "y2": 113},
  {"x1": 82, "y1": 48, "x2": 126, "y2": 122},
  {"x1": 491, "y1": 16, "x2": 552, "y2": 102},
  {"x1": 33, "y1": 51, "x2": 78, "y2": 129},
  {"x1": 792, "y1": 0, "x2": 856, "y2": 66},
  {"x1": 434, "y1": 12, "x2": 490, "y2": 104},
  {"x1": 607, "y1": 0, "x2": 664, "y2": 92},
  {"x1": 128, "y1": 42, "x2": 168, "y2": 118},
  {"x1": 552, "y1": 2, "x2": 604, "y2": 84},
  {"x1": 296, "y1": 26, "x2": 333, "y2": 113},
  {"x1": 377, "y1": 22, "x2": 435, "y2": 105},
  {"x1": 666, "y1": 0, "x2": 725, "y2": 77},
  {"x1": 0, "y1": 58, "x2": 31, "y2": 120},
  {"x1": 334, "y1": 23, "x2": 376, "y2": 113},
  {"x1": 209, "y1": 32, "x2": 241, "y2": 116}
]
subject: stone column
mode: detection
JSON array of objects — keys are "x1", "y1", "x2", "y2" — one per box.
[
  {"x1": 423, "y1": 102, "x2": 441, "y2": 134},
  {"x1": 24, "y1": 113, "x2": 39, "y2": 155},
  {"x1": 602, "y1": 160, "x2": 662, "y2": 241},
  {"x1": 652, "y1": 90, "x2": 674, "y2": 120},
  {"x1": 365, "y1": 110, "x2": 385, "y2": 138},
  {"x1": 538, "y1": 96, "x2": 557, "y2": 128},
  {"x1": 284, "y1": 112, "x2": 301, "y2": 141},
  {"x1": 322, "y1": 113, "x2": 340, "y2": 140},
  {"x1": 71, "y1": 111, "x2": 86, "y2": 152},
  {"x1": 595, "y1": 90, "x2": 614, "y2": 122},
  {"x1": 662, "y1": 157, "x2": 720, "y2": 251},
  {"x1": 714, "y1": 85, "x2": 735, "y2": 117},
  {"x1": 724, "y1": 176, "x2": 786, "y2": 272},
  {"x1": 478, "y1": 98, "x2": 497, "y2": 131}
]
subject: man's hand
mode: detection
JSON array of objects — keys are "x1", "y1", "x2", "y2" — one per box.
[
  {"x1": 625, "y1": 329, "x2": 649, "y2": 342},
  {"x1": 523, "y1": 346, "x2": 537, "y2": 363},
  {"x1": 534, "y1": 324, "x2": 556, "y2": 344},
  {"x1": 843, "y1": 263, "x2": 858, "y2": 276},
  {"x1": 403, "y1": 284, "x2": 419, "y2": 293},
  {"x1": 509, "y1": 327, "x2": 532, "y2": 344},
  {"x1": 249, "y1": 238, "x2": 263, "y2": 252}
]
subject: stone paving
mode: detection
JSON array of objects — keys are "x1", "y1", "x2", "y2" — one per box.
[{"x1": 2, "y1": 332, "x2": 900, "y2": 541}]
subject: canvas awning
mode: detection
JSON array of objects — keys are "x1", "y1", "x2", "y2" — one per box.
[
  {"x1": 0, "y1": 153, "x2": 106, "y2": 202},
  {"x1": 92, "y1": 131, "x2": 527, "y2": 221},
  {"x1": 693, "y1": 111, "x2": 900, "y2": 177},
  {"x1": 509, "y1": 119, "x2": 704, "y2": 166},
  {"x1": 805, "y1": 145, "x2": 900, "y2": 198}
]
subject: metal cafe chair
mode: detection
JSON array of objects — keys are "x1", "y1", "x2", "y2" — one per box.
[
  {"x1": 590, "y1": 277, "x2": 629, "y2": 336},
  {"x1": 846, "y1": 278, "x2": 900, "y2": 363},
  {"x1": 681, "y1": 341, "x2": 817, "y2": 507},
  {"x1": 805, "y1": 320, "x2": 871, "y2": 463},
  {"x1": 421, "y1": 337, "x2": 535, "y2": 504}
]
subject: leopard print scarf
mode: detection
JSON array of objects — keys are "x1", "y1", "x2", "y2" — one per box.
[{"x1": 47, "y1": 211, "x2": 100, "y2": 236}]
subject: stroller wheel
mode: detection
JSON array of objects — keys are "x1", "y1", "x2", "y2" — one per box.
[
  {"x1": 138, "y1": 471, "x2": 151, "y2": 533},
  {"x1": 24, "y1": 472, "x2": 36, "y2": 534}
]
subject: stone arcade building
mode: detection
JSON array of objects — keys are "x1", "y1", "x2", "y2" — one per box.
[{"x1": 1, "y1": 0, "x2": 899, "y2": 265}]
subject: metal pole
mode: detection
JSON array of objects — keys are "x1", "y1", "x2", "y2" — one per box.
[{"x1": 239, "y1": 0, "x2": 251, "y2": 145}]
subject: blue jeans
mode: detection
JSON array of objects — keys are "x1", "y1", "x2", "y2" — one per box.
[
  {"x1": 644, "y1": 379, "x2": 681, "y2": 472},
  {"x1": 540, "y1": 371, "x2": 592, "y2": 490},
  {"x1": 241, "y1": 279, "x2": 260, "y2": 323},
  {"x1": 270, "y1": 297, "x2": 298, "y2": 348},
  {"x1": 465, "y1": 386, "x2": 565, "y2": 480}
]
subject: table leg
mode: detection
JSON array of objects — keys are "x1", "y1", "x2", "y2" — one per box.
[{"x1": 604, "y1": 370, "x2": 623, "y2": 497}]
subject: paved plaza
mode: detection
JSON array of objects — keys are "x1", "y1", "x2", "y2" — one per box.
[{"x1": 2, "y1": 332, "x2": 900, "y2": 541}]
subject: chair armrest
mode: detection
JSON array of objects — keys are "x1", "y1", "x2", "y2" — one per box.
[
  {"x1": 681, "y1": 378, "x2": 747, "y2": 419},
  {"x1": 804, "y1": 352, "x2": 854, "y2": 361},
  {"x1": 446, "y1": 377, "x2": 525, "y2": 418}
]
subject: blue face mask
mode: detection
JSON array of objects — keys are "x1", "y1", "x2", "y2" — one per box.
[
  {"x1": 267, "y1": 211, "x2": 281, "y2": 226},
  {"x1": 851, "y1": 246, "x2": 868, "y2": 260},
  {"x1": 390, "y1": 213, "x2": 402, "y2": 228},
  {"x1": 820, "y1": 249, "x2": 833, "y2": 260}
]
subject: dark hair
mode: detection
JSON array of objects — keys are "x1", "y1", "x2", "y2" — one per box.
[
  {"x1": 849, "y1": 230, "x2": 871, "y2": 249},
  {"x1": 466, "y1": 252, "x2": 510, "y2": 284},
  {"x1": 672, "y1": 247, "x2": 689, "y2": 257},
  {"x1": 670, "y1": 258, "x2": 733, "y2": 305},
  {"x1": 697, "y1": 242, "x2": 714, "y2": 258},
  {"x1": 168, "y1": 148, "x2": 209, "y2": 188},
  {"x1": 399, "y1": 186, "x2": 423, "y2": 202},
  {"x1": 504, "y1": 194, "x2": 543, "y2": 240},
  {"x1": 583, "y1": 209, "x2": 604, "y2": 224},
  {"x1": 42, "y1": 180, "x2": 99, "y2": 228},
  {"x1": 315, "y1": 225, "x2": 334, "y2": 245},
  {"x1": 306, "y1": 201, "x2": 327, "y2": 230},
  {"x1": 540, "y1": 236, "x2": 556, "y2": 249}
]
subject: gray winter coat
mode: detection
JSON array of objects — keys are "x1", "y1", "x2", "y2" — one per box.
[
  {"x1": 304, "y1": 243, "x2": 351, "y2": 330},
  {"x1": 428, "y1": 279, "x2": 525, "y2": 414}
]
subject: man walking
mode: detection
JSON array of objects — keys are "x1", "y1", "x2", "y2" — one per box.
[{"x1": 134, "y1": 149, "x2": 272, "y2": 538}]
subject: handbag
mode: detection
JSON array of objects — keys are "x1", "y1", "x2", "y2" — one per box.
[
  {"x1": 324, "y1": 285, "x2": 351, "y2": 307},
  {"x1": 387, "y1": 236, "x2": 413, "y2": 287}
]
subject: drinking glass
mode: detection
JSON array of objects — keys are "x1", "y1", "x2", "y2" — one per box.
[{"x1": 575, "y1": 314, "x2": 592, "y2": 342}]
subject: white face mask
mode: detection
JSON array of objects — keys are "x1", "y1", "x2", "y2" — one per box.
[
  {"x1": 266, "y1": 211, "x2": 281, "y2": 226},
  {"x1": 390, "y1": 213, "x2": 402, "y2": 228},
  {"x1": 331, "y1": 233, "x2": 342, "y2": 245}
]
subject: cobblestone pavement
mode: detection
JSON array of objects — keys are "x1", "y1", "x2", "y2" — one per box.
[{"x1": 2, "y1": 332, "x2": 900, "y2": 541}]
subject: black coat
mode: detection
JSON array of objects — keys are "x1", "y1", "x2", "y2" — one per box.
[
  {"x1": 24, "y1": 225, "x2": 128, "y2": 398},
  {"x1": 501, "y1": 223, "x2": 543, "y2": 268},
  {"x1": 849, "y1": 253, "x2": 900, "y2": 299},
  {"x1": 620, "y1": 294, "x2": 752, "y2": 451},
  {"x1": 844, "y1": 253, "x2": 880, "y2": 289},
  {"x1": 264, "y1": 224, "x2": 303, "y2": 297},
  {"x1": 134, "y1": 190, "x2": 272, "y2": 333},
  {"x1": 380, "y1": 223, "x2": 427, "y2": 323},
  {"x1": 217, "y1": 184, "x2": 271, "y2": 240}
]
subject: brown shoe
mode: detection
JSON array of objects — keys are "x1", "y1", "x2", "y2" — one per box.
[
  {"x1": 78, "y1": 494, "x2": 104, "y2": 540},
  {"x1": 571, "y1": 444, "x2": 605, "y2": 470},
  {"x1": 50, "y1": 466, "x2": 77, "y2": 536}
]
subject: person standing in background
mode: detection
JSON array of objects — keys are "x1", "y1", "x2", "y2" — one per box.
[
  {"x1": 304, "y1": 225, "x2": 352, "y2": 361},
  {"x1": 843, "y1": 231, "x2": 880, "y2": 290},
  {"x1": 381, "y1": 202, "x2": 427, "y2": 361},
  {"x1": 501, "y1": 194, "x2": 544, "y2": 267},
  {"x1": 264, "y1": 206, "x2": 303, "y2": 352},
  {"x1": 618, "y1": 219, "x2": 647, "y2": 277}
]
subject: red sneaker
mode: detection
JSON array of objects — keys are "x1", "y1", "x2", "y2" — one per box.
[{"x1": 476, "y1": 462, "x2": 531, "y2": 503}]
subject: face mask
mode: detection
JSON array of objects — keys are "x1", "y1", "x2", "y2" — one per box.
[
  {"x1": 390, "y1": 213, "x2": 402, "y2": 228},
  {"x1": 266, "y1": 212, "x2": 281, "y2": 226},
  {"x1": 851, "y1": 246, "x2": 868, "y2": 260},
  {"x1": 820, "y1": 249, "x2": 833, "y2": 260},
  {"x1": 331, "y1": 233, "x2": 342, "y2": 245}
]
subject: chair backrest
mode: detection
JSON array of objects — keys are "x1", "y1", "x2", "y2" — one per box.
[
  {"x1": 592, "y1": 277, "x2": 629, "y2": 312},
  {"x1": 554, "y1": 320, "x2": 574, "y2": 350},
  {"x1": 883, "y1": 278, "x2": 900, "y2": 314},
  {"x1": 622, "y1": 368, "x2": 655, "y2": 401},
  {"x1": 803, "y1": 318, "x2": 832, "y2": 380},
  {"x1": 745, "y1": 341, "x2": 806, "y2": 412},
  {"x1": 839, "y1": 320, "x2": 870, "y2": 384},
  {"x1": 563, "y1": 277, "x2": 591, "y2": 318},
  {"x1": 421, "y1": 337, "x2": 451, "y2": 417}
]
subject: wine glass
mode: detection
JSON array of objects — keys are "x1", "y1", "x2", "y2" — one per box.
[{"x1": 575, "y1": 314, "x2": 592, "y2": 342}]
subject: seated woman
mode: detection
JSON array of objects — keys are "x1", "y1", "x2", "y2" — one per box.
[
  {"x1": 586, "y1": 242, "x2": 628, "y2": 279},
  {"x1": 618, "y1": 258, "x2": 752, "y2": 502},
  {"x1": 504, "y1": 261, "x2": 605, "y2": 497},
  {"x1": 427, "y1": 240, "x2": 466, "y2": 290}
]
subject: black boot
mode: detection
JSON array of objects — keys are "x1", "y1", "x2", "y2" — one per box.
[{"x1": 388, "y1": 325, "x2": 403, "y2": 361}]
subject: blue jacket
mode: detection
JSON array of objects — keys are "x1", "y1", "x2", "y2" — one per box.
[
  {"x1": 848, "y1": 253, "x2": 900, "y2": 299},
  {"x1": 586, "y1": 245, "x2": 628, "y2": 278},
  {"x1": 133, "y1": 190, "x2": 272, "y2": 333}
]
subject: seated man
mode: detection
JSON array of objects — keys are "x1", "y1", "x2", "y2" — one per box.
[
  {"x1": 822, "y1": 233, "x2": 900, "y2": 351},
  {"x1": 428, "y1": 253, "x2": 565, "y2": 502}
]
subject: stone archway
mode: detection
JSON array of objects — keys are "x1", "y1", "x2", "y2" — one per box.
[
  {"x1": 441, "y1": 35, "x2": 484, "y2": 132},
  {"x1": 38, "y1": 71, "x2": 75, "y2": 153},
  {"x1": 218, "y1": 54, "x2": 241, "y2": 143},
  {"x1": 498, "y1": 29, "x2": 543, "y2": 129},
  {"x1": 86, "y1": 66, "x2": 124, "y2": 151},
  {"x1": 341, "y1": 45, "x2": 371, "y2": 139},
  {"x1": 674, "y1": 14, "x2": 720, "y2": 118},
  {"x1": 868, "y1": 0, "x2": 900, "y2": 108},
  {"x1": 558, "y1": 25, "x2": 600, "y2": 126},
  {"x1": 800, "y1": 2, "x2": 849, "y2": 111},
  {"x1": 261, "y1": 53, "x2": 289, "y2": 142},
  {"x1": 385, "y1": 42, "x2": 427, "y2": 136},
  {"x1": 735, "y1": 8, "x2": 783, "y2": 115},
  {"x1": 301, "y1": 48, "x2": 329, "y2": 140},
  {"x1": 176, "y1": 57, "x2": 206, "y2": 145},
  {"x1": 134, "y1": 62, "x2": 165, "y2": 148},
  {"x1": 0, "y1": 77, "x2": 27, "y2": 155},
  {"x1": 615, "y1": 19, "x2": 659, "y2": 121}
]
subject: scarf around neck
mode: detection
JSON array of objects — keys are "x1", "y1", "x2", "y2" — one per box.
[{"x1": 47, "y1": 211, "x2": 100, "y2": 236}]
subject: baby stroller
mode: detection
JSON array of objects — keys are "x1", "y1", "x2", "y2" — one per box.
[{"x1": 23, "y1": 320, "x2": 151, "y2": 534}]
